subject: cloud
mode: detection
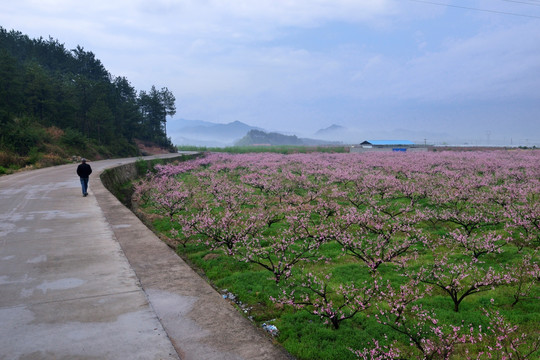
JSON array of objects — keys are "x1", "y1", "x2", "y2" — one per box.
[
  {"x1": 158, "y1": 17, "x2": 540, "y2": 138},
  {"x1": 392, "y1": 21, "x2": 540, "y2": 101},
  {"x1": 207, "y1": 0, "x2": 393, "y2": 26},
  {"x1": 2, "y1": 0, "x2": 539, "y2": 143}
]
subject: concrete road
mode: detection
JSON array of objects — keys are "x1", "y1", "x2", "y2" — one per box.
[{"x1": 0, "y1": 155, "x2": 291, "y2": 360}]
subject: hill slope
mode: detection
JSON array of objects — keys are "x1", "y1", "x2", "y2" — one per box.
[{"x1": 0, "y1": 27, "x2": 176, "y2": 173}]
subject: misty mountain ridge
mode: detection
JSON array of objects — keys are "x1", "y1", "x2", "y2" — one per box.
[
  {"x1": 235, "y1": 130, "x2": 341, "y2": 147},
  {"x1": 167, "y1": 119, "x2": 263, "y2": 147},
  {"x1": 171, "y1": 119, "x2": 217, "y2": 129},
  {"x1": 314, "y1": 124, "x2": 346, "y2": 136},
  {"x1": 168, "y1": 119, "x2": 345, "y2": 147},
  {"x1": 166, "y1": 119, "x2": 453, "y2": 147}
]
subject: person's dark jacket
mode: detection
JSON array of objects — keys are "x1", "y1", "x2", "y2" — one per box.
[{"x1": 77, "y1": 163, "x2": 92, "y2": 178}]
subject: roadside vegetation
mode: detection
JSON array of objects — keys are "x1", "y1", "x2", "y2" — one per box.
[{"x1": 134, "y1": 150, "x2": 539, "y2": 360}]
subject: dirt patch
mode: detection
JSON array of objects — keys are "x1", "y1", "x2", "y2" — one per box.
[
  {"x1": 203, "y1": 253, "x2": 221, "y2": 261},
  {"x1": 134, "y1": 139, "x2": 172, "y2": 155}
]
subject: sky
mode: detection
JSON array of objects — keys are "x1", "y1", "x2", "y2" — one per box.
[{"x1": 1, "y1": 0, "x2": 539, "y2": 146}]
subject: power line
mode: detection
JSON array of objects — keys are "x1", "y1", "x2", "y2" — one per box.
[
  {"x1": 500, "y1": 0, "x2": 540, "y2": 6},
  {"x1": 406, "y1": 0, "x2": 540, "y2": 19}
]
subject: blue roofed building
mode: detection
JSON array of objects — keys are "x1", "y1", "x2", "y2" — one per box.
[
  {"x1": 361, "y1": 140, "x2": 415, "y2": 146},
  {"x1": 351, "y1": 140, "x2": 429, "y2": 153}
]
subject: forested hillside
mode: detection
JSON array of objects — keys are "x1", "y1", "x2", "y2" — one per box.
[{"x1": 0, "y1": 27, "x2": 176, "y2": 173}]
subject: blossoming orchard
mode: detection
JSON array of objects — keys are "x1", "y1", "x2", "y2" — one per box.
[{"x1": 134, "y1": 150, "x2": 539, "y2": 360}]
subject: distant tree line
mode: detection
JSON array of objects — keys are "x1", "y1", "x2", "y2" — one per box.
[{"x1": 0, "y1": 27, "x2": 175, "y2": 158}]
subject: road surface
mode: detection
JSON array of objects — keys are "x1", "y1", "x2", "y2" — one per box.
[{"x1": 0, "y1": 154, "x2": 291, "y2": 360}]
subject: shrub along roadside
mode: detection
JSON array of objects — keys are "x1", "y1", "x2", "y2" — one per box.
[{"x1": 0, "y1": 121, "x2": 146, "y2": 175}]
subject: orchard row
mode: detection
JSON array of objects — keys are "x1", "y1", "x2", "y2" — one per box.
[{"x1": 135, "y1": 150, "x2": 539, "y2": 360}]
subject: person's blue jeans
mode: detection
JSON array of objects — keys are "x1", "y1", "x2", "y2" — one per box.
[{"x1": 80, "y1": 177, "x2": 89, "y2": 196}]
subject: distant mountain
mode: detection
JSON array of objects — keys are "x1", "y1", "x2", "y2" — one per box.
[
  {"x1": 201, "y1": 121, "x2": 262, "y2": 138},
  {"x1": 312, "y1": 124, "x2": 359, "y2": 143},
  {"x1": 167, "y1": 119, "x2": 347, "y2": 147},
  {"x1": 169, "y1": 119, "x2": 218, "y2": 129},
  {"x1": 236, "y1": 130, "x2": 341, "y2": 147},
  {"x1": 167, "y1": 119, "x2": 263, "y2": 147},
  {"x1": 236, "y1": 130, "x2": 303, "y2": 146},
  {"x1": 315, "y1": 124, "x2": 346, "y2": 136}
]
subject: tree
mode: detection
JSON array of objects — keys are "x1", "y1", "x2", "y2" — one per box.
[
  {"x1": 444, "y1": 228, "x2": 508, "y2": 260},
  {"x1": 71, "y1": 45, "x2": 109, "y2": 81},
  {"x1": 466, "y1": 309, "x2": 540, "y2": 360},
  {"x1": 274, "y1": 272, "x2": 378, "y2": 329},
  {"x1": 320, "y1": 206, "x2": 426, "y2": 271},
  {"x1": 87, "y1": 98, "x2": 114, "y2": 144},
  {"x1": 236, "y1": 206, "x2": 327, "y2": 283},
  {"x1": 112, "y1": 76, "x2": 141, "y2": 140},
  {"x1": 0, "y1": 50, "x2": 23, "y2": 124},
  {"x1": 418, "y1": 256, "x2": 515, "y2": 312},
  {"x1": 370, "y1": 279, "x2": 472, "y2": 360},
  {"x1": 507, "y1": 252, "x2": 539, "y2": 307},
  {"x1": 138, "y1": 86, "x2": 175, "y2": 146}
]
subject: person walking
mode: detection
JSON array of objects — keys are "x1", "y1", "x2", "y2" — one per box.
[{"x1": 76, "y1": 158, "x2": 92, "y2": 197}]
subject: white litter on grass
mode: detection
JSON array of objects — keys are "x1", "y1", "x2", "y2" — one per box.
[
  {"x1": 221, "y1": 289, "x2": 276, "y2": 335},
  {"x1": 262, "y1": 323, "x2": 279, "y2": 337}
]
